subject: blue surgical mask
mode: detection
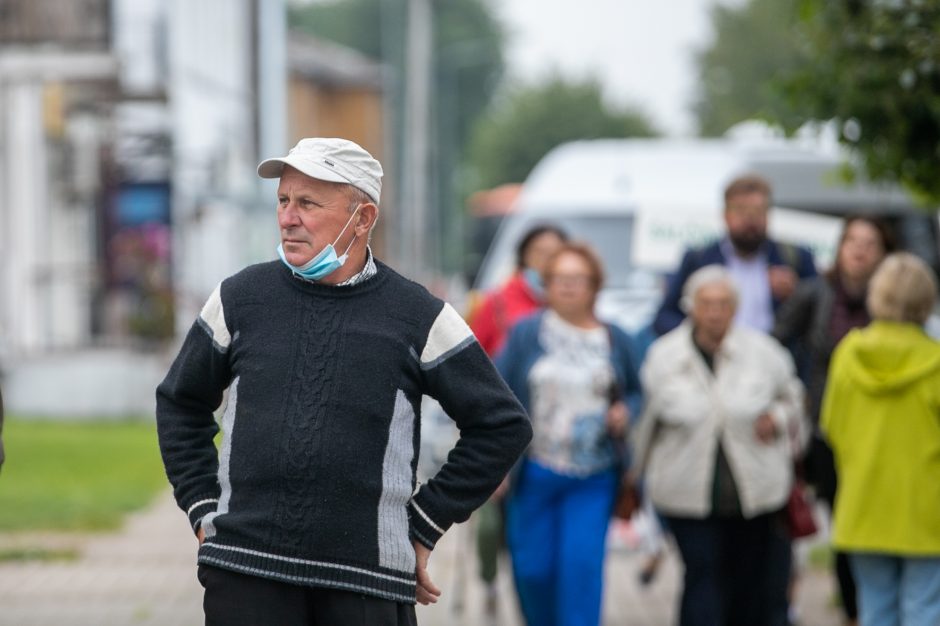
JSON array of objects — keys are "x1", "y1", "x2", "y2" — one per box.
[
  {"x1": 523, "y1": 268, "x2": 545, "y2": 298},
  {"x1": 277, "y1": 205, "x2": 360, "y2": 281}
]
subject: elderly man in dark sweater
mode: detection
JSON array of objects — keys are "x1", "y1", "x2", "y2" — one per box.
[{"x1": 156, "y1": 138, "x2": 532, "y2": 626}]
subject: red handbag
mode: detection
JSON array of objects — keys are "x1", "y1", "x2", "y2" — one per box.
[{"x1": 786, "y1": 479, "x2": 818, "y2": 539}]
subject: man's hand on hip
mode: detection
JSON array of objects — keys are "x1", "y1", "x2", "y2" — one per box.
[{"x1": 413, "y1": 540, "x2": 441, "y2": 605}]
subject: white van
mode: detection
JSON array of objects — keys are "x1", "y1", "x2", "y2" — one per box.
[{"x1": 473, "y1": 134, "x2": 937, "y2": 333}]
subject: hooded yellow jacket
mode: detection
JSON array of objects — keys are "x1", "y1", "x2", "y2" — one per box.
[{"x1": 821, "y1": 320, "x2": 940, "y2": 555}]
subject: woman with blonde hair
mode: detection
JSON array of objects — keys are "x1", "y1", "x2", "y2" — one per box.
[{"x1": 821, "y1": 252, "x2": 940, "y2": 626}]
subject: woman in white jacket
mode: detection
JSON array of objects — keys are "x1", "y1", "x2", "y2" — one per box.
[{"x1": 632, "y1": 265, "x2": 806, "y2": 626}]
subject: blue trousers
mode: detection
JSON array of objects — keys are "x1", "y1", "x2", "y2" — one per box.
[
  {"x1": 506, "y1": 460, "x2": 617, "y2": 626},
  {"x1": 850, "y1": 553, "x2": 940, "y2": 626}
]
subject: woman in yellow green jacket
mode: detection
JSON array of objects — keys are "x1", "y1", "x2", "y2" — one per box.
[{"x1": 821, "y1": 252, "x2": 940, "y2": 626}]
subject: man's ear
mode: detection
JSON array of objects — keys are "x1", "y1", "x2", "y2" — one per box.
[{"x1": 356, "y1": 202, "x2": 379, "y2": 236}]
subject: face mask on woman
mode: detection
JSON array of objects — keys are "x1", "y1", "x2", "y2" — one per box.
[{"x1": 523, "y1": 268, "x2": 546, "y2": 298}]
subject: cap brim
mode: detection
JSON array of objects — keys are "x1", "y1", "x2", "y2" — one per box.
[{"x1": 257, "y1": 157, "x2": 350, "y2": 185}]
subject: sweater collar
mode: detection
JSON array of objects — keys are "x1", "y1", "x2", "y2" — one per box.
[
  {"x1": 291, "y1": 246, "x2": 377, "y2": 287},
  {"x1": 280, "y1": 255, "x2": 389, "y2": 297}
]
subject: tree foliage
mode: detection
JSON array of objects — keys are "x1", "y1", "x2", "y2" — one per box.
[
  {"x1": 694, "y1": 0, "x2": 807, "y2": 136},
  {"x1": 288, "y1": 0, "x2": 504, "y2": 156},
  {"x1": 289, "y1": 0, "x2": 506, "y2": 273},
  {"x1": 776, "y1": 0, "x2": 940, "y2": 204},
  {"x1": 466, "y1": 78, "x2": 658, "y2": 190},
  {"x1": 289, "y1": 0, "x2": 383, "y2": 59}
]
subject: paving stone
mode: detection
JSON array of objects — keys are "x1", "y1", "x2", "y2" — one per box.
[{"x1": 0, "y1": 489, "x2": 844, "y2": 626}]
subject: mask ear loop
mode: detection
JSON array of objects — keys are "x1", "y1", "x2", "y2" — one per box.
[
  {"x1": 335, "y1": 204, "x2": 362, "y2": 258},
  {"x1": 340, "y1": 233, "x2": 357, "y2": 258}
]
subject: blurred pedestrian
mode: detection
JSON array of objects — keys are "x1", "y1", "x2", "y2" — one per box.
[
  {"x1": 470, "y1": 224, "x2": 568, "y2": 355},
  {"x1": 653, "y1": 174, "x2": 816, "y2": 336},
  {"x1": 156, "y1": 137, "x2": 532, "y2": 625},
  {"x1": 468, "y1": 223, "x2": 567, "y2": 619},
  {"x1": 633, "y1": 265, "x2": 806, "y2": 626},
  {"x1": 652, "y1": 174, "x2": 815, "y2": 624},
  {"x1": 821, "y1": 252, "x2": 940, "y2": 626},
  {"x1": 774, "y1": 216, "x2": 894, "y2": 624},
  {"x1": 495, "y1": 243, "x2": 640, "y2": 626}
]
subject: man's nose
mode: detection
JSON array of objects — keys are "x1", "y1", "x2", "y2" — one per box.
[{"x1": 278, "y1": 203, "x2": 301, "y2": 227}]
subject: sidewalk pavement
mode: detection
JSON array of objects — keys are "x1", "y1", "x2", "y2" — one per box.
[
  {"x1": 418, "y1": 516, "x2": 845, "y2": 626},
  {"x1": 0, "y1": 491, "x2": 202, "y2": 626},
  {"x1": 0, "y1": 489, "x2": 845, "y2": 626}
]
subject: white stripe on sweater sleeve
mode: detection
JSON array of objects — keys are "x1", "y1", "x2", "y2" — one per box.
[
  {"x1": 420, "y1": 303, "x2": 474, "y2": 369},
  {"x1": 198, "y1": 283, "x2": 232, "y2": 350}
]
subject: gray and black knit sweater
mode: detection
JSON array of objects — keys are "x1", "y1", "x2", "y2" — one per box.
[{"x1": 156, "y1": 260, "x2": 531, "y2": 603}]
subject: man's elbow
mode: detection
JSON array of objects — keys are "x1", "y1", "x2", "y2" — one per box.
[
  {"x1": 508, "y1": 410, "x2": 533, "y2": 455},
  {"x1": 519, "y1": 414, "x2": 533, "y2": 445}
]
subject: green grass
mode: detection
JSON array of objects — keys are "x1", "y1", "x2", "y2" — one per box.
[
  {"x1": 0, "y1": 419, "x2": 168, "y2": 532},
  {"x1": 0, "y1": 547, "x2": 79, "y2": 562}
]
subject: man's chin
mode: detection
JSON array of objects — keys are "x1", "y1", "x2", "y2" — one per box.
[
  {"x1": 282, "y1": 240, "x2": 310, "y2": 254},
  {"x1": 730, "y1": 236, "x2": 765, "y2": 255},
  {"x1": 283, "y1": 249, "x2": 315, "y2": 267}
]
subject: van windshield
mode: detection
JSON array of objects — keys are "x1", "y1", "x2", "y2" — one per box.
[{"x1": 475, "y1": 213, "x2": 644, "y2": 292}]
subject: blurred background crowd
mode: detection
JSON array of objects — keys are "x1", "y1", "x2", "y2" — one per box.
[
  {"x1": 1, "y1": 0, "x2": 939, "y2": 625},
  {"x1": 1, "y1": 0, "x2": 938, "y2": 417}
]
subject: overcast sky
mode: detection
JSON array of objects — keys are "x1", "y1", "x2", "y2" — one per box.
[{"x1": 494, "y1": 0, "x2": 742, "y2": 136}]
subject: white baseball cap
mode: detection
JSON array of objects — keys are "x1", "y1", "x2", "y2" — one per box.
[{"x1": 257, "y1": 137, "x2": 384, "y2": 204}]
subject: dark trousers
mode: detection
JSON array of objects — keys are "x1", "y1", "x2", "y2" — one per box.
[
  {"x1": 764, "y1": 515, "x2": 793, "y2": 626},
  {"x1": 665, "y1": 513, "x2": 781, "y2": 626},
  {"x1": 198, "y1": 565, "x2": 418, "y2": 626},
  {"x1": 476, "y1": 498, "x2": 503, "y2": 584},
  {"x1": 810, "y1": 434, "x2": 858, "y2": 621},
  {"x1": 821, "y1": 493, "x2": 859, "y2": 621}
]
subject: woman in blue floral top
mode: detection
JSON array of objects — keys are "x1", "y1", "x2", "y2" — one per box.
[{"x1": 496, "y1": 243, "x2": 640, "y2": 626}]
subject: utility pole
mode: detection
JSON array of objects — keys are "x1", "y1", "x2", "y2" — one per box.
[{"x1": 402, "y1": 0, "x2": 432, "y2": 282}]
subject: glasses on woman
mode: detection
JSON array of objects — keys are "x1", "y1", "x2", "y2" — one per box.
[{"x1": 546, "y1": 273, "x2": 594, "y2": 288}]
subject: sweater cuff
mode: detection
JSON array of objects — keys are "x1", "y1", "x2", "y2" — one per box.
[
  {"x1": 185, "y1": 496, "x2": 219, "y2": 532},
  {"x1": 407, "y1": 497, "x2": 449, "y2": 550}
]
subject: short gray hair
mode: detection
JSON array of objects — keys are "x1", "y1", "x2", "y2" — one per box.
[
  {"x1": 867, "y1": 252, "x2": 937, "y2": 325},
  {"x1": 334, "y1": 182, "x2": 377, "y2": 240},
  {"x1": 680, "y1": 264, "x2": 739, "y2": 313},
  {"x1": 343, "y1": 184, "x2": 373, "y2": 212}
]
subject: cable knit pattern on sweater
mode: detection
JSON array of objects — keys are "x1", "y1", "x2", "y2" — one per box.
[
  {"x1": 156, "y1": 260, "x2": 531, "y2": 603},
  {"x1": 270, "y1": 294, "x2": 343, "y2": 550}
]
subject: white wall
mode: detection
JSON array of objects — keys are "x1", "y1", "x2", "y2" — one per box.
[
  {"x1": 167, "y1": 0, "x2": 285, "y2": 327},
  {"x1": 0, "y1": 55, "x2": 113, "y2": 357}
]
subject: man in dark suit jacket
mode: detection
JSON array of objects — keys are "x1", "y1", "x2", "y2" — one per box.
[{"x1": 653, "y1": 174, "x2": 817, "y2": 336}]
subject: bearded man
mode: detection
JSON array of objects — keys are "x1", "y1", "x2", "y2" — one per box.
[{"x1": 652, "y1": 174, "x2": 817, "y2": 336}]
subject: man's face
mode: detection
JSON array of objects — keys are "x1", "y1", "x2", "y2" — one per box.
[
  {"x1": 724, "y1": 191, "x2": 769, "y2": 255},
  {"x1": 277, "y1": 166, "x2": 357, "y2": 267},
  {"x1": 690, "y1": 282, "x2": 736, "y2": 342}
]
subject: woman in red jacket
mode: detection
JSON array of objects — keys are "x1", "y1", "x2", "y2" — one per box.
[{"x1": 471, "y1": 224, "x2": 568, "y2": 356}]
